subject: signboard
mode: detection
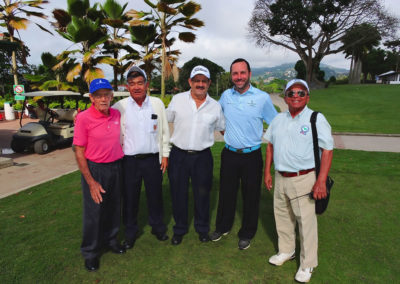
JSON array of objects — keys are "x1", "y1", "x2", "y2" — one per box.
[
  {"x1": 13, "y1": 85, "x2": 25, "y2": 95},
  {"x1": 14, "y1": 95, "x2": 25, "y2": 100}
]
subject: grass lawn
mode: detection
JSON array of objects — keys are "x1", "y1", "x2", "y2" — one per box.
[
  {"x1": 308, "y1": 84, "x2": 400, "y2": 134},
  {"x1": 0, "y1": 143, "x2": 399, "y2": 283}
]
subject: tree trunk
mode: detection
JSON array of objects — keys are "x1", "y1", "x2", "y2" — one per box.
[
  {"x1": 349, "y1": 56, "x2": 362, "y2": 84},
  {"x1": 160, "y1": 12, "x2": 166, "y2": 99},
  {"x1": 304, "y1": 58, "x2": 324, "y2": 89},
  {"x1": 113, "y1": 50, "x2": 118, "y2": 91}
]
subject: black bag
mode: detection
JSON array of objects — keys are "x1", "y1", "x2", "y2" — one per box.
[{"x1": 310, "y1": 112, "x2": 334, "y2": 215}]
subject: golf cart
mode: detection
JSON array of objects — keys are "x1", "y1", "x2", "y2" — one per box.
[{"x1": 10, "y1": 91, "x2": 81, "y2": 154}]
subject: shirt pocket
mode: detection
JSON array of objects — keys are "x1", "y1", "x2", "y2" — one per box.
[
  {"x1": 289, "y1": 124, "x2": 312, "y2": 159},
  {"x1": 201, "y1": 113, "x2": 216, "y2": 126},
  {"x1": 149, "y1": 118, "x2": 158, "y2": 134}
]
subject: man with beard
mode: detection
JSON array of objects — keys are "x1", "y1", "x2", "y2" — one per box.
[
  {"x1": 210, "y1": 58, "x2": 278, "y2": 250},
  {"x1": 167, "y1": 65, "x2": 225, "y2": 245}
]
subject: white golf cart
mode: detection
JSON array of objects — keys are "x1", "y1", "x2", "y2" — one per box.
[{"x1": 10, "y1": 91, "x2": 81, "y2": 154}]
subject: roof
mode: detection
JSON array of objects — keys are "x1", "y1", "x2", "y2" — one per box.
[
  {"x1": 377, "y1": 70, "x2": 398, "y2": 77},
  {"x1": 24, "y1": 91, "x2": 81, "y2": 97}
]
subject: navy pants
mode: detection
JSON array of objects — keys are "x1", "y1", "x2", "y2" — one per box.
[
  {"x1": 215, "y1": 147, "x2": 263, "y2": 240},
  {"x1": 168, "y1": 146, "x2": 213, "y2": 235},
  {"x1": 81, "y1": 159, "x2": 122, "y2": 260},
  {"x1": 122, "y1": 154, "x2": 166, "y2": 240}
]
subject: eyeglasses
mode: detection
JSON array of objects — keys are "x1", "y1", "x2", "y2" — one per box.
[{"x1": 286, "y1": 90, "x2": 307, "y2": 98}]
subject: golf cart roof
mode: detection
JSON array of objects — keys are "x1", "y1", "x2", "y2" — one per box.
[
  {"x1": 83, "y1": 91, "x2": 130, "y2": 97},
  {"x1": 24, "y1": 91, "x2": 81, "y2": 97}
]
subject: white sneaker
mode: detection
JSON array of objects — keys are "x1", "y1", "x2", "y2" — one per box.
[
  {"x1": 268, "y1": 250, "x2": 295, "y2": 266},
  {"x1": 295, "y1": 267, "x2": 313, "y2": 283}
]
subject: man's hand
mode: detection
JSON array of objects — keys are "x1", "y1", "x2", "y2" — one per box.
[
  {"x1": 160, "y1": 157, "x2": 168, "y2": 174},
  {"x1": 311, "y1": 180, "x2": 327, "y2": 200},
  {"x1": 88, "y1": 180, "x2": 106, "y2": 204},
  {"x1": 264, "y1": 172, "x2": 273, "y2": 191}
]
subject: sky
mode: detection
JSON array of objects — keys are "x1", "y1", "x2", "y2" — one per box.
[{"x1": 15, "y1": 0, "x2": 400, "y2": 78}]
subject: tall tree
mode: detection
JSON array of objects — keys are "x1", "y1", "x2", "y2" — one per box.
[
  {"x1": 127, "y1": 0, "x2": 204, "y2": 98},
  {"x1": 384, "y1": 39, "x2": 400, "y2": 72},
  {"x1": 249, "y1": 0, "x2": 399, "y2": 88},
  {"x1": 100, "y1": 0, "x2": 137, "y2": 90},
  {"x1": 0, "y1": 0, "x2": 51, "y2": 85},
  {"x1": 341, "y1": 23, "x2": 381, "y2": 84}
]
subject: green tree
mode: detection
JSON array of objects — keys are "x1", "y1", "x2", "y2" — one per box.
[
  {"x1": 384, "y1": 39, "x2": 400, "y2": 72},
  {"x1": 294, "y1": 60, "x2": 306, "y2": 80},
  {"x1": 341, "y1": 23, "x2": 381, "y2": 84},
  {"x1": 52, "y1": 0, "x2": 117, "y2": 94},
  {"x1": 128, "y1": 0, "x2": 204, "y2": 99},
  {"x1": 178, "y1": 57, "x2": 224, "y2": 96},
  {"x1": 0, "y1": 0, "x2": 52, "y2": 85},
  {"x1": 249, "y1": 0, "x2": 399, "y2": 88}
]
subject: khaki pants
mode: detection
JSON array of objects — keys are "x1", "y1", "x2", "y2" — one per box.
[{"x1": 274, "y1": 171, "x2": 318, "y2": 269}]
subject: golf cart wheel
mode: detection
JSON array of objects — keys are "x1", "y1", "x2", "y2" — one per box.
[
  {"x1": 34, "y1": 139, "x2": 49, "y2": 154},
  {"x1": 11, "y1": 140, "x2": 25, "y2": 153}
]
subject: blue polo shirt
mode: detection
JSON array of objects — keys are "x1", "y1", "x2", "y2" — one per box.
[
  {"x1": 219, "y1": 85, "x2": 277, "y2": 148},
  {"x1": 264, "y1": 106, "x2": 334, "y2": 172}
]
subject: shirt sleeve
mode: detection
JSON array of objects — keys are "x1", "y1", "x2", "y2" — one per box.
[
  {"x1": 215, "y1": 104, "x2": 226, "y2": 131},
  {"x1": 263, "y1": 117, "x2": 275, "y2": 144},
  {"x1": 166, "y1": 96, "x2": 176, "y2": 123},
  {"x1": 316, "y1": 113, "x2": 334, "y2": 150},
  {"x1": 262, "y1": 93, "x2": 278, "y2": 125},
  {"x1": 218, "y1": 91, "x2": 226, "y2": 110},
  {"x1": 73, "y1": 112, "x2": 88, "y2": 147}
]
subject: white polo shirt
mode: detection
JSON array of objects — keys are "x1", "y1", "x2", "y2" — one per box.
[
  {"x1": 123, "y1": 96, "x2": 159, "y2": 155},
  {"x1": 166, "y1": 91, "x2": 225, "y2": 151},
  {"x1": 264, "y1": 106, "x2": 333, "y2": 172}
]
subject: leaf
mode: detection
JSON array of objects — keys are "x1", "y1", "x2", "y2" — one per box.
[
  {"x1": 96, "y1": 56, "x2": 118, "y2": 65},
  {"x1": 9, "y1": 18, "x2": 29, "y2": 30},
  {"x1": 178, "y1": 32, "x2": 195, "y2": 43},
  {"x1": 84, "y1": 68, "x2": 105, "y2": 83},
  {"x1": 179, "y1": 1, "x2": 201, "y2": 17},
  {"x1": 66, "y1": 63, "x2": 82, "y2": 82},
  {"x1": 157, "y1": 2, "x2": 177, "y2": 15}
]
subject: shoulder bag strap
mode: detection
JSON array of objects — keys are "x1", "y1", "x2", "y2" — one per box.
[{"x1": 310, "y1": 111, "x2": 320, "y2": 177}]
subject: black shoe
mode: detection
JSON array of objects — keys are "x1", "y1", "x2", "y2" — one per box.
[
  {"x1": 199, "y1": 233, "x2": 210, "y2": 243},
  {"x1": 84, "y1": 258, "x2": 99, "y2": 271},
  {"x1": 152, "y1": 231, "x2": 169, "y2": 241},
  {"x1": 171, "y1": 234, "x2": 183, "y2": 245},
  {"x1": 238, "y1": 239, "x2": 251, "y2": 250},
  {"x1": 107, "y1": 243, "x2": 126, "y2": 254},
  {"x1": 210, "y1": 231, "x2": 230, "y2": 242},
  {"x1": 122, "y1": 239, "x2": 136, "y2": 250}
]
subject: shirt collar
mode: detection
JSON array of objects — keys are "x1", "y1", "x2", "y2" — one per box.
[
  {"x1": 129, "y1": 95, "x2": 149, "y2": 107},
  {"x1": 88, "y1": 104, "x2": 110, "y2": 118},
  {"x1": 188, "y1": 91, "x2": 210, "y2": 104},
  {"x1": 285, "y1": 105, "x2": 309, "y2": 119},
  {"x1": 232, "y1": 84, "x2": 254, "y2": 96}
]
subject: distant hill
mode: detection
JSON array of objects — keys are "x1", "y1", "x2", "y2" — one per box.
[{"x1": 252, "y1": 62, "x2": 349, "y2": 81}]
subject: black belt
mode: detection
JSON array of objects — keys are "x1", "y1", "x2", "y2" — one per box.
[
  {"x1": 126, "y1": 153, "x2": 158, "y2": 159},
  {"x1": 172, "y1": 145, "x2": 209, "y2": 154},
  {"x1": 279, "y1": 168, "x2": 315, "y2": 178}
]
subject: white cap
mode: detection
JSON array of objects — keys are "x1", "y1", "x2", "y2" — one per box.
[
  {"x1": 285, "y1": 79, "x2": 310, "y2": 93},
  {"x1": 190, "y1": 65, "x2": 210, "y2": 79}
]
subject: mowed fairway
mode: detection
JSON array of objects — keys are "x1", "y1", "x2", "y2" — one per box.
[
  {"x1": 0, "y1": 143, "x2": 399, "y2": 283},
  {"x1": 308, "y1": 84, "x2": 400, "y2": 134}
]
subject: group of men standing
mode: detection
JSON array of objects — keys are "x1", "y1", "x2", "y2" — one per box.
[{"x1": 73, "y1": 58, "x2": 333, "y2": 283}]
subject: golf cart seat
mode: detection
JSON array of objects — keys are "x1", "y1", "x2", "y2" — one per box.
[{"x1": 47, "y1": 109, "x2": 77, "y2": 131}]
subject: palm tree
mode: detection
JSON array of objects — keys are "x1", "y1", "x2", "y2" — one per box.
[
  {"x1": 0, "y1": 0, "x2": 52, "y2": 85},
  {"x1": 127, "y1": 0, "x2": 204, "y2": 98},
  {"x1": 100, "y1": 0, "x2": 139, "y2": 90},
  {"x1": 51, "y1": 0, "x2": 117, "y2": 94}
]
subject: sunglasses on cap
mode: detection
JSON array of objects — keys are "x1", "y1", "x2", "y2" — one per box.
[{"x1": 286, "y1": 90, "x2": 307, "y2": 98}]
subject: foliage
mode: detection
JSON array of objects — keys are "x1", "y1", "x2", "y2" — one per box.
[
  {"x1": 294, "y1": 60, "x2": 306, "y2": 80},
  {"x1": 249, "y1": 0, "x2": 399, "y2": 87},
  {"x1": 0, "y1": 0, "x2": 52, "y2": 85},
  {"x1": 128, "y1": 0, "x2": 204, "y2": 98},
  {"x1": 178, "y1": 57, "x2": 225, "y2": 97},
  {"x1": 0, "y1": 146, "x2": 399, "y2": 282},
  {"x1": 258, "y1": 78, "x2": 286, "y2": 94},
  {"x1": 150, "y1": 74, "x2": 177, "y2": 94}
]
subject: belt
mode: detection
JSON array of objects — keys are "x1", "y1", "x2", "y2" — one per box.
[
  {"x1": 127, "y1": 153, "x2": 158, "y2": 159},
  {"x1": 279, "y1": 168, "x2": 315, "y2": 178},
  {"x1": 172, "y1": 145, "x2": 209, "y2": 154},
  {"x1": 225, "y1": 144, "x2": 261, "y2": 154}
]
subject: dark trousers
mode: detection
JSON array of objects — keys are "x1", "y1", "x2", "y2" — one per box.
[
  {"x1": 122, "y1": 154, "x2": 166, "y2": 240},
  {"x1": 81, "y1": 159, "x2": 122, "y2": 260},
  {"x1": 215, "y1": 147, "x2": 263, "y2": 240},
  {"x1": 168, "y1": 146, "x2": 213, "y2": 235}
]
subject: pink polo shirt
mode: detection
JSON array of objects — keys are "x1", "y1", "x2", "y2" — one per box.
[{"x1": 73, "y1": 105, "x2": 124, "y2": 163}]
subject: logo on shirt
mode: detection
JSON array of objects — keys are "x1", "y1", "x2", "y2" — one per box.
[
  {"x1": 300, "y1": 125, "x2": 310, "y2": 135},
  {"x1": 248, "y1": 100, "x2": 256, "y2": 107}
]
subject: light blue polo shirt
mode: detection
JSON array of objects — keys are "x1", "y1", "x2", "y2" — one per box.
[
  {"x1": 219, "y1": 85, "x2": 278, "y2": 148},
  {"x1": 264, "y1": 106, "x2": 334, "y2": 172}
]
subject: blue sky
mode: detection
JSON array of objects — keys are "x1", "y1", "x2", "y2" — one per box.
[{"x1": 16, "y1": 0, "x2": 400, "y2": 76}]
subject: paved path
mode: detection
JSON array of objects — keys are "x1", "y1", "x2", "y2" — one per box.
[{"x1": 1, "y1": 103, "x2": 400, "y2": 199}]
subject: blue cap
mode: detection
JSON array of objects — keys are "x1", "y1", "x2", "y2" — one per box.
[{"x1": 89, "y1": 78, "x2": 113, "y2": 93}]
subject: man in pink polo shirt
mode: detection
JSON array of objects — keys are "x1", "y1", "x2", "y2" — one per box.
[{"x1": 73, "y1": 78, "x2": 125, "y2": 272}]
